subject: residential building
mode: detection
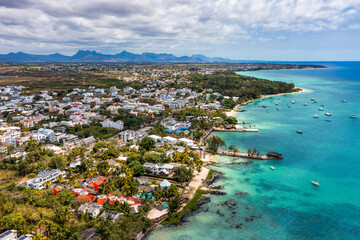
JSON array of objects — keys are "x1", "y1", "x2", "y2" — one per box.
[
  {"x1": 78, "y1": 203, "x2": 103, "y2": 218},
  {"x1": 25, "y1": 169, "x2": 66, "y2": 190},
  {"x1": 101, "y1": 119, "x2": 124, "y2": 130}
]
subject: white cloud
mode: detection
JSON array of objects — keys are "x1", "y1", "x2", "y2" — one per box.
[{"x1": 0, "y1": 0, "x2": 359, "y2": 54}]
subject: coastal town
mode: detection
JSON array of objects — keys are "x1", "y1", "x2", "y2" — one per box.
[{"x1": 0, "y1": 63, "x2": 303, "y2": 239}]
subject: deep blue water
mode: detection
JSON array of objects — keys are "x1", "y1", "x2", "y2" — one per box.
[{"x1": 148, "y1": 62, "x2": 360, "y2": 240}]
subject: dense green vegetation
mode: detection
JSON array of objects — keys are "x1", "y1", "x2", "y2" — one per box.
[
  {"x1": 188, "y1": 71, "x2": 295, "y2": 101},
  {"x1": 206, "y1": 135, "x2": 227, "y2": 154},
  {"x1": 66, "y1": 122, "x2": 120, "y2": 139},
  {"x1": 161, "y1": 189, "x2": 208, "y2": 225}
]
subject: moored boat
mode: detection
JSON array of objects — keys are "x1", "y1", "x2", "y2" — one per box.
[
  {"x1": 325, "y1": 112, "x2": 331, "y2": 116},
  {"x1": 291, "y1": 100, "x2": 295, "y2": 104},
  {"x1": 311, "y1": 181, "x2": 320, "y2": 187},
  {"x1": 304, "y1": 103, "x2": 308, "y2": 106},
  {"x1": 313, "y1": 114, "x2": 319, "y2": 118},
  {"x1": 270, "y1": 166, "x2": 275, "y2": 170},
  {"x1": 297, "y1": 130, "x2": 303, "y2": 134},
  {"x1": 349, "y1": 115, "x2": 357, "y2": 118},
  {"x1": 318, "y1": 107, "x2": 324, "y2": 111},
  {"x1": 341, "y1": 99, "x2": 347, "y2": 103}
]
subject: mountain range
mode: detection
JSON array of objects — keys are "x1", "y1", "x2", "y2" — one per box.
[{"x1": 0, "y1": 50, "x2": 235, "y2": 63}]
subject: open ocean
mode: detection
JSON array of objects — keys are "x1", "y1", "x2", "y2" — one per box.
[{"x1": 147, "y1": 62, "x2": 360, "y2": 240}]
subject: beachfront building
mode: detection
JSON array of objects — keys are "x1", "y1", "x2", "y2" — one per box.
[{"x1": 143, "y1": 162, "x2": 180, "y2": 176}]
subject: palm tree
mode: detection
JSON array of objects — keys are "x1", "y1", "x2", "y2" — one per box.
[
  {"x1": 228, "y1": 145, "x2": 239, "y2": 153},
  {"x1": 36, "y1": 219, "x2": 48, "y2": 234},
  {"x1": 66, "y1": 167, "x2": 73, "y2": 179},
  {"x1": 43, "y1": 180, "x2": 52, "y2": 189},
  {"x1": 56, "y1": 174, "x2": 64, "y2": 184}
]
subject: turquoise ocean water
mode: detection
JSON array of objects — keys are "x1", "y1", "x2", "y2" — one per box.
[{"x1": 147, "y1": 62, "x2": 360, "y2": 240}]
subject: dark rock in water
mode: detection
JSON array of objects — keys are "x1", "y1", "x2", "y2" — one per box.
[
  {"x1": 216, "y1": 210, "x2": 225, "y2": 217},
  {"x1": 210, "y1": 185, "x2": 223, "y2": 190},
  {"x1": 204, "y1": 171, "x2": 225, "y2": 186},
  {"x1": 197, "y1": 196, "x2": 211, "y2": 206},
  {"x1": 245, "y1": 205, "x2": 253, "y2": 211},
  {"x1": 232, "y1": 161, "x2": 252, "y2": 166},
  {"x1": 220, "y1": 199, "x2": 239, "y2": 210},
  {"x1": 234, "y1": 224, "x2": 243, "y2": 229},
  {"x1": 235, "y1": 191, "x2": 248, "y2": 197},
  {"x1": 210, "y1": 191, "x2": 226, "y2": 196},
  {"x1": 244, "y1": 214, "x2": 263, "y2": 222}
]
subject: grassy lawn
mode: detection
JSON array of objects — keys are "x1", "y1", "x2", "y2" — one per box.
[
  {"x1": 0, "y1": 170, "x2": 19, "y2": 188},
  {"x1": 206, "y1": 169, "x2": 215, "y2": 180},
  {"x1": 161, "y1": 189, "x2": 208, "y2": 225}
]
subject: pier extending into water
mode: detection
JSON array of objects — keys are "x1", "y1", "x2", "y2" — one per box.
[
  {"x1": 217, "y1": 150, "x2": 283, "y2": 160},
  {"x1": 213, "y1": 127, "x2": 259, "y2": 132}
]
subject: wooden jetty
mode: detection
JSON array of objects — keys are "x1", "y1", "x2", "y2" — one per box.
[{"x1": 217, "y1": 150, "x2": 283, "y2": 160}]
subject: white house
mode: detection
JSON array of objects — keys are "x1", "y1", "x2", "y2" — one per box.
[
  {"x1": 78, "y1": 203, "x2": 103, "y2": 218},
  {"x1": 25, "y1": 169, "x2": 66, "y2": 189},
  {"x1": 101, "y1": 119, "x2": 124, "y2": 130},
  {"x1": 162, "y1": 136, "x2": 178, "y2": 145}
]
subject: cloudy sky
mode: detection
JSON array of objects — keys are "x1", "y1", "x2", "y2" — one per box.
[{"x1": 1, "y1": 0, "x2": 360, "y2": 60}]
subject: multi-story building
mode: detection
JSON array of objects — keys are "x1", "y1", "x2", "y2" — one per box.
[{"x1": 25, "y1": 169, "x2": 66, "y2": 190}]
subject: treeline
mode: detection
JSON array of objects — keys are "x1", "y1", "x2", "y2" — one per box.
[{"x1": 188, "y1": 71, "x2": 295, "y2": 101}]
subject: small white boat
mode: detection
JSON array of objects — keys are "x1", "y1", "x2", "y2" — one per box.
[
  {"x1": 341, "y1": 99, "x2": 347, "y2": 103},
  {"x1": 270, "y1": 166, "x2": 275, "y2": 170},
  {"x1": 275, "y1": 102, "x2": 278, "y2": 105},
  {"x1": 325, "y1": 112, "x2": 332, "y2": 116},
  {"x1": 291, "y1": 100, "x2": 296, "y2": 104},
  {"x1": 304, "y1": 103, "x2": 308, "y2": 106},
  {"x1": 311, "y1": 98, "x2": 315, "y2": 101},
  {"x1": 313, "y1": 114, "x2": 319, "y2": 118},
  {"x1": 276, "y1": 107, "x2": 279, "y2": 110},
  {"x1": 297, "y1": 130, "x2": 303, "y2": 134},
  {"x1": 349, "y1": 115, "x2": 357, "y2": 119},
  {"x1": 311, "y1": 181, "x2": 320, "y2": 187},
  {"x1": 318, "y1": 107, "x2": 324, "y2": 111},
  {"x1": 314, "y1": 100, "x2": 318, "y2": 103}
]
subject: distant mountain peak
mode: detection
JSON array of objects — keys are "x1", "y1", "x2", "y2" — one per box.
[{"x1": 0, "y1": 50, "x2": 235, "y2": 63}]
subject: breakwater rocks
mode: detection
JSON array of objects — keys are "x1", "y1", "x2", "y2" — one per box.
[
  {"x1": 245, "y1": 214, "x2": 263, "y2": 222},
  {"x1": 178, "y1": 196, "x2": 211, "y2": 225},
  {"x1": 220, "y1": 198, "x2": 239, "y2": 210},
  {"x1": 235, "y1": 191, "x2": 248, "y2": 197},
  {"x1": 231, "y1": 161, "x2": 253, "y2": 165},
  {"x1": 204, "y1": 171, "x2": 224, "y2": 187},
  {"x1": 209, "y1": 190, "x2": 226, "y2": 196}
]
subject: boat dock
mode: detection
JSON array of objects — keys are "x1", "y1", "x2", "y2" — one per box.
[
  {"x1": 217, "y1": 150, "x2": 283, "y2": 160},
  {"x1": 213, "y1": 127, "x2": 259, "y2": 132}
]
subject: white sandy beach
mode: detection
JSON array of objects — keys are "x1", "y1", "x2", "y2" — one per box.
[{"x1": 225, "y1": 88, "x2": 310, "y2": 118}]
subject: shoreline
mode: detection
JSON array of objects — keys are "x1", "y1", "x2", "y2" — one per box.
[
  {"x1": 226, "y1": 87, "x2": 309, "y2": 117},
  {"x1": 147, "y1": 87, "x2": 309, "y2": 238}
]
